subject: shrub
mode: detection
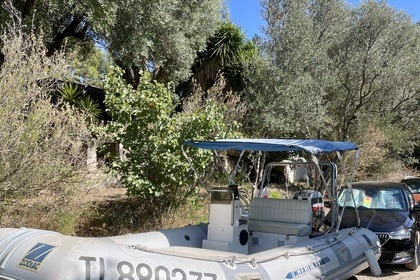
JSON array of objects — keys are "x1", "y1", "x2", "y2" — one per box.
[
  {"x1": 0, "y1": 15, "x2": 96, "y2": 231},
  {"x1": 103, "y1": 68, "x2": 239, "y2": 217}
]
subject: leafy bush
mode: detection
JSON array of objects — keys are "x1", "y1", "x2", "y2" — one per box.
[{"x1": 103, "y1": 67, "x2": 239, "y2": 215}]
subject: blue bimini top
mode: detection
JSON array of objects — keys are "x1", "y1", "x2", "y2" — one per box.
[{"x1": 183, "y1": 139, "x2": 358, "y2": 155}]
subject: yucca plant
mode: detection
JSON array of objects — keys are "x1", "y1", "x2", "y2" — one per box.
[
  {"x1": 57, "y1": 82, "x2": 82, "y2": 106},
  {"x1": 57, "y1": 82, "x2": 102, "y2": 123},
  {"x1": 78, "y1": 96, "x2": 102, "y2": 123}
]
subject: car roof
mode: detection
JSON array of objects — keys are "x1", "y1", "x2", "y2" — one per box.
[
  {"x1": 401, "y1": 177, "x2": 420, "y2": 182},
  {"x1": 352, "y1": 181, "x2": 406, "y2": 188}
]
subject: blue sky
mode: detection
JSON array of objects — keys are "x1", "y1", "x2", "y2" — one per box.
[{"x1": 228, "y1": 0, "x2": 420, "y2": 38}]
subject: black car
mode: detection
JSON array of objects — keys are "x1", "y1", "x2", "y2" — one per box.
[
  {"x1": 401, "y1": 176, "x2": 420, "y2": 204},
  {"x1": 335, "y1": 181, "x2": 420, "y2": 270}
]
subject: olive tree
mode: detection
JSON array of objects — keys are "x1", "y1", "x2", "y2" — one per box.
[
  {"x1": 328, "y1": 1, "x2": 420, "y2": 142},
  {"x1": 243, "y1": 0, "x2": 348, "y2": 139},
  {"x1": 243, "y1": 0, "x2": 420, "y2": 173},
  {"x1": 0, "y1": 0, "x2": 224, "y2": 85}
]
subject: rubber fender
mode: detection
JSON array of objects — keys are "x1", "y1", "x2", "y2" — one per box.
[{"x1": 364, "y1": 249, "x2": 381, "y2": 276}]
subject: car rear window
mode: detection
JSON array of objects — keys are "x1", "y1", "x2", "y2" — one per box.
[
  {"x1": 403, "y1": 180, "x2": 420, "y2": 194},
  {"x1": 338, "y1": 187, "x2": 407, "y2": 210}
]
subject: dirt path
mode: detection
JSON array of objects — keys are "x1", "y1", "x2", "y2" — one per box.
[{"x1": 356, "y1": 265, "x2": 420, "y2": 279}]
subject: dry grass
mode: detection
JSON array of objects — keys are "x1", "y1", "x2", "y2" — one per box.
[
  {"x1": 0, "y1": 171, "x2": 210, "y2": 237},
  {"x1": 74, "y1": 185, "x2": 209, "y2": 236}
]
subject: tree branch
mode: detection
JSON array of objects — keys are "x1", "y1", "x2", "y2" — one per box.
[{"x1": 46, "y1": 14, "x2": 87, "y2": 57}]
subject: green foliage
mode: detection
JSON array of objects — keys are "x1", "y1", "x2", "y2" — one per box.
[
  {"x1": 243, "y1": 0, "x2": 344, "y2": 138},
  {"x1": 58, "y1": 82, "x2": 82, "y2": 105},
  {"x1": 69, "y1": 40, "x2": 113, "y2": 87},
  {"x1": 52, "y1": 209, "x2": 78, "y2": 235},
  {"x1": 327, "y1": 0, "x2": 420, "y2": 141},
  {"x1": 1, "y1": 0, "x2": 223, "y2": 84},
  {"x1": 78, "y1": 95, "x2": 102, "y2": 122},
  {"x1": 243, "y1": 0, "x2": 420, "y2": 170},
  {"x1": 208, "y1": 22, "x2": 249, "y2": 64},
  {"x1": 57, "y1": 82, "x2": 102, "y2": 123},
  {"x1": 355, "y1": 124, "x2": 392, "y2": 180},
  {"x1": 106, "y1": 0, "x2": 223, "y2": 83},
  {"x1": 182, "y1": 195, "x2": 209, "y2": 225},
  {"x1": 188, "y1": 21, "x2": 258, "y2": 93},
  {"x1": 354, "y1": 115, "x2": 417, "y2": 178},
  {"x1": 269, "y1": 189, "x2": 283, "y2": 199},
  {"x1": 103, "y1": 67, "x2": 238, "y2": 212}
]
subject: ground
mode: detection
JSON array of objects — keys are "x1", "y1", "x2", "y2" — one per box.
[{"x1": 357, "y1": 264, "x2": 420, "y2": 279}]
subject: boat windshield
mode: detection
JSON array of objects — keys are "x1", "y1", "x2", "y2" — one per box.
[{"x1": 338, "y1": 188, "x2": 407, "y2": 210}]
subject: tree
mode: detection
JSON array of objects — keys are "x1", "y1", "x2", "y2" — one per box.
[
  {"x1": 243, "y1": 0, "x2": 348, "y2": 139},
  {"x1": 103, "y1": 67, "x2": 239, "y2": 215},
  {"x1": 328, "y1": 0, "x2": 420, "y2": 143},
  {"x1": 68, "y1": 39, "x2": 113, "y2": 87},
  {"x1": 190, "y1": 21, "x2": 258, "y2": 93},
  {"x1": 243, "y1": 0, "x2": 420, "y2": 170},
  {"x1": 0, "y1": 0, "x2": 117, "y2": 55},
  {"x1": 106, "y1": 0, "x2": 224, "y2": 85},
  {"x1": 0, "y1": 0, "x2": 224, "y2": 86},
  {"x1": 176, "y1": 21, "x2": 258, "y2": 109}
]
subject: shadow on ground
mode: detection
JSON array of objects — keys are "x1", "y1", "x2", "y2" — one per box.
[{"x1": 76, "y1": 196, "x2": 161, "y2": 237}]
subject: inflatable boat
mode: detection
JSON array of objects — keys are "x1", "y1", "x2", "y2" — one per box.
[{"x1": 0, "y1": 139, "x2": 381, "y2": 280}]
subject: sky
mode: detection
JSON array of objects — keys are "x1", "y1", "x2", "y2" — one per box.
[{"x1": 228, "y1": 0, "x2": 420, "y2": 39}]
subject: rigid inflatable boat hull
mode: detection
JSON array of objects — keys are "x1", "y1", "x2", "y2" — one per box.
[{"x1": 0, "y1": 226, "x2": 380, "y2": 280}]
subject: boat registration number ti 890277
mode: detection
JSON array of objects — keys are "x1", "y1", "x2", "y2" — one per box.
[{"x1": 79, "y1": 256, "x2": 218, "y2": 280}]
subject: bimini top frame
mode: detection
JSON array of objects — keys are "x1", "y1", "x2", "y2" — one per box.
[
  {"x1": 184, "y1": 139, "x2": 358, "y2": 155},
  {"x1": 182, "y1": 139, "x2": 360, "y2": 231}
]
